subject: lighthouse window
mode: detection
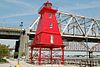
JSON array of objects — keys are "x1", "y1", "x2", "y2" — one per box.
[
  {"x1": 50, "y1": 35, "x2": 54, "y2": 44},
  {"x1": 49, "y1": 13, "x2": 52, "y2": 18},
  {"x1": 50, "y1": 22, "x2": 52, "y2": 28}
]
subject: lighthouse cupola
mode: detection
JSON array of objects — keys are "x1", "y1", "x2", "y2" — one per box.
[
  {"x1": 39, "y1": 1, "x2": 57, "y2": 14},
  {"x1": 44, "y1": 1, "x2": 52, "y2": 8}
]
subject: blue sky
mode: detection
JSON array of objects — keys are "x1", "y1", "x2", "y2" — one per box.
[
  {"x1": 0, "y1": 0, "x2": 100, "y2": 28},
  {"x1": 0, "y1": 0, "x2": 100, "y2": 50}
]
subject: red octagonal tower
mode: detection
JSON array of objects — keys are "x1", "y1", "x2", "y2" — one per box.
[{"x1": 30, "y1": 1, "x2": 64, "y2": 64}]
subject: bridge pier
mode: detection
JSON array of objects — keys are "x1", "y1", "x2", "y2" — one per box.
[
  {"x1": 19, "y1": 34, "x2": 29, "y2": 60},
  {"x1": 89, "y1": 51, "x2": 93, "y2": 58}
]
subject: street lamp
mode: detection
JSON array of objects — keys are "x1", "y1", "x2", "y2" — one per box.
[
  {"x1": 17, "y1": 22, "x2": 23, "y2": 67},
  {"x1": 20, "y1": 22, "x2": 23, "y2": 31}
]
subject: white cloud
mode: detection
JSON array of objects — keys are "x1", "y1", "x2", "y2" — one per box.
[
  {"x1": 0, "y1": 0, "x2": 38, "y2": 19},
  {"x1": 5, "y1": 0, "x2": 33, "y2": 8},
  {"x1": 0, "y1": 12, "x2": 34, "y2": 18},
  {"x1": 74, "y1": 1, "x2": 100, "y2": 10},
  {"x1": 60, "y1": 1, "x2": 100, "y2": 12}
]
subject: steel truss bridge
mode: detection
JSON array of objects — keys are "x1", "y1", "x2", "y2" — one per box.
[{"x1": 0, "y1": 11, "x2": 100, "y2": 52}]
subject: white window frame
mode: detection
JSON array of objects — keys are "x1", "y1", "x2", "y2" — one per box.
[
  {"x1": 50, "y1": 35, "x2": 54, "y2": 44},
  {"x1": 50, "y1": 22, "x2": 52, "y2": 28}
]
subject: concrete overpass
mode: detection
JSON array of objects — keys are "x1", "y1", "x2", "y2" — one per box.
[{"x1": 0, "y1": 26, "x2": 99, "y2": 42}]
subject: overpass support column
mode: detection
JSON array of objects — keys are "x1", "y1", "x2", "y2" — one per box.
[
  {"x1": 88, "y1": 51, "x2": 93, "y2": 67},
  {"x1": 19, "y1": 34, "x2": 29, "y2": 60},
  {"x1": 89, "y1": 51, "x2": 93, "y2": 58}
]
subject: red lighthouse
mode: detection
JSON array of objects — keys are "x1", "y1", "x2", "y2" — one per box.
[{"x1": 30, "y1": 1, "x2": 64, "y2": 64}]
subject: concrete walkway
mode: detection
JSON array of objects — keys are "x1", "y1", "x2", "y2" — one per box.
[
  {"x1": 1, "y1": 59, "x2": 100, "y2": 67},
  {"x1": 0, "y1": 59, "x2": 79, "y2": 67}
]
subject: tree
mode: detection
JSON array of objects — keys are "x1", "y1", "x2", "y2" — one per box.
[{"x1": 0, "y1": 43, "x2": 10, "y2": 59}]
